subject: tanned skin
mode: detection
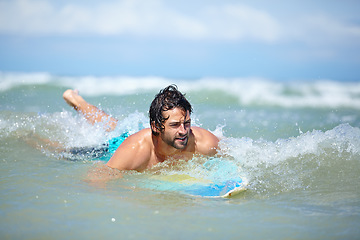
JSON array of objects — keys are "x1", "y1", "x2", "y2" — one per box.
[{"x1": 63, "y1": 89, "x2": 219, "y2": 173}]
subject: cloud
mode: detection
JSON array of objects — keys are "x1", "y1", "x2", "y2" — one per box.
[
  {"x1": 0, "y1": 0, "x2": 280, "y2": 42},
  {"x1": 285, "y1": 14, "x2": 360, "y2": 47},
  {"x1": 200, "y1": 4, "x2": 281, "y2": 42},
  {"x1": 0, "y1": 0, "x2": 359, "y2": 47}
]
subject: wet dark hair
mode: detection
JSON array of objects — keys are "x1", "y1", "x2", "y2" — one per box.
[{"x1": 149, "y1": 85, "x2": 192, "y2": 136}]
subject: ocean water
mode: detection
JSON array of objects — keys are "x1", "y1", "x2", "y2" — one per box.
[{"x1": 1, "y1": 72, "x2": 360, "y2": 239}]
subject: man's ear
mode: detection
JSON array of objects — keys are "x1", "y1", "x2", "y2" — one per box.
[{"x1": 151, "y1": 121, "x2": 160, "y2": 134}]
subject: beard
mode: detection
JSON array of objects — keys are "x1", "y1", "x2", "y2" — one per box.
[{"x1": 162, "y1": 133, "x2": 189, "y2": 150}]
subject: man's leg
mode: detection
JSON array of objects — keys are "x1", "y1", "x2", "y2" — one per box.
[
  {"x1": 63, "y1": 89, "x2": 118, "y2": 132},
  {"x1": 23, "y1": 132, "x2": 66, "y2": 153}
]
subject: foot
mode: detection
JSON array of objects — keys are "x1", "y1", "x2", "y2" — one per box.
[{"x1": 63, "y1": 89, "x2": 83, "y2": 109}]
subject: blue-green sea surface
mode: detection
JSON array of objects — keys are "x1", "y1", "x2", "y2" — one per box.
[{"x1": 1, "y1": 73, "x2": 359, "y2": 239}]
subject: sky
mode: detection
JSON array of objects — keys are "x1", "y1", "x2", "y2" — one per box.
[{"x1": 0, "y1": 0, "x2": 359, "y2": 81}]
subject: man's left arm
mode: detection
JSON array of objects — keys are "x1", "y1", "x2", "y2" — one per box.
[{"x1": 193, "y1": 126, "x2": 220, "y2": 156}]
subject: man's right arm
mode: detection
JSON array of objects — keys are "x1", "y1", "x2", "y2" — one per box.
[
  {"x1": 85, "y1": 129, "x2": 151, "y2": 184},
  {"x1": 106, "y1": 129, "x2": 152, "y2": 171}
]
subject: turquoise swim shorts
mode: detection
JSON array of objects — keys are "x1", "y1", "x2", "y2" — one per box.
[
  {"x1": 67, "y1": 132, "x2": 129, "y2": 161},
  {"x1": 107, "y1": 132, "x2": 130, "y2": 153}
]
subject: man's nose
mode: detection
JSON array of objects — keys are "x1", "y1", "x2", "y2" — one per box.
[{"x1": 179, "y1": 123, "x2": 187, "y2": 134}]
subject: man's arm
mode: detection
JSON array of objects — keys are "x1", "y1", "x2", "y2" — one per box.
[
  {"x1": 85, "y1": 162, "x2": 124, "y2": 184},
  {"x1": 106, "y1": 129, "x2": 152, "y2": 171},
  {"x1": 85, "y1": 135, "x2": 150, "y2": 184},
  {"x1": 63, "y1": 89, "x2": 118, "y2": 132},
  {"x1": 192, "y1": 126, "x2": 220, "y2": 156}
]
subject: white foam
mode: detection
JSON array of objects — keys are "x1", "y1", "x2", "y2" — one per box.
[
  {"x1": 50, "y1": 75, "x2": 360, "y2": 109},
  {"x1": 220, "y1": 123, "x2": 360, "y2": 168},
  {"x1": 184, "y1": 77, "x2": 360, "y2": 109},
  {"x1": 1, "y1": 72, "x2": 360, "y2": 109},
  {"x1": 61, "y1": 75, "x2": 173, "y2": 96},
  {"x1": 0, "y1": 72, "x2": 53, "y2": 91}
]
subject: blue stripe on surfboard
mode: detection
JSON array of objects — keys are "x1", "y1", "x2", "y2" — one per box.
[
  {"x1": 135, "y1": 175, "x2": 245, "y2": 197},
  {"x1": 180, "y1": 179, "x2": 243, "y2": 197}
]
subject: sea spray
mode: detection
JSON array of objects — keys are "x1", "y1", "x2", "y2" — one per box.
[
  {"x1": 2, "y1": 107, "x2": 359, "y2": 196},
  {"x1": 219, "y1": 123, "x2": 360, "y2": 196}
]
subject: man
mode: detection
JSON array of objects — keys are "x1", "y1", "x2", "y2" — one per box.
[{"x1": 63, "y1": 85, "x2": 219, "y2": 172}]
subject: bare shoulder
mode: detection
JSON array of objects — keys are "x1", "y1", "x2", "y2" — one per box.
[
  {"x1": 125, "y1": 128, "x2": 152, "y2": 143},
  {"x1": 191, "y1": 126, "x2": 219, "y2": 156},
  {"x1": 106, "y1": 128, "x2": 153, "y2": 171}
]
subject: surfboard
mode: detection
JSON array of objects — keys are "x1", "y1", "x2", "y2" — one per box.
[
  {"x1": 130, "y1": 158, "x2": 247, "y2": 198},
  {"x1": 143, "y1": 174, "x2": 248, "y2": 198}
]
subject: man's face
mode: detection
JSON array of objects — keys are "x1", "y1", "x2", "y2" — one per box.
[{"x1": 160, "y1": 108, "x2": 191, "y2": 150}]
